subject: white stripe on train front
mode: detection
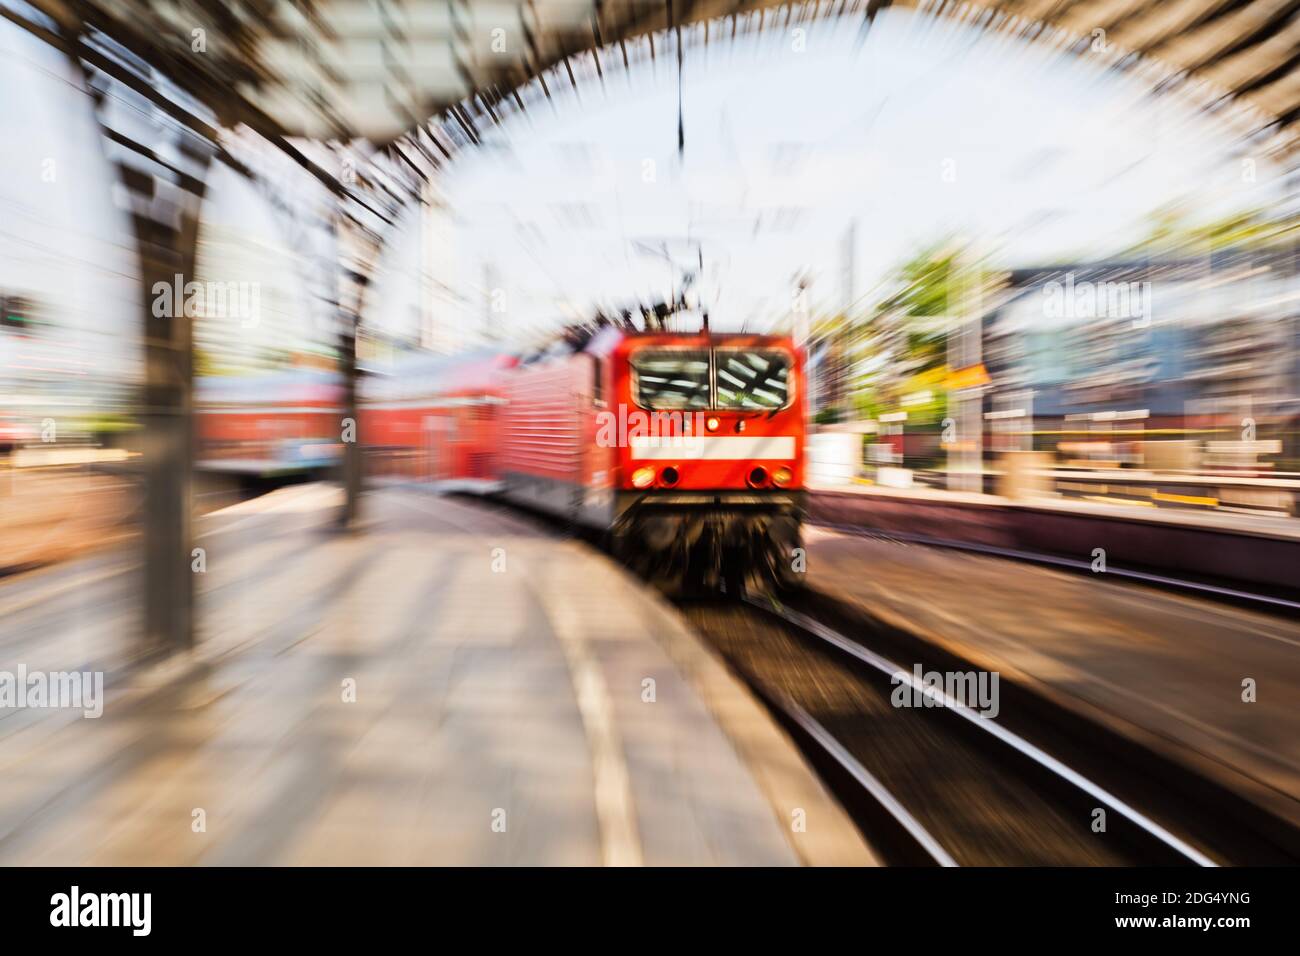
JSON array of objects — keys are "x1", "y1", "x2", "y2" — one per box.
[{"x1": 628, "y1": 435, "x2": 797, "y2": 460}]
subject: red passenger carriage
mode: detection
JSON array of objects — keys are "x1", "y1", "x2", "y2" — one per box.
[
  {"x1": 361, "y1": 350, "x2": 515, "y2": 490},
  {"x1": 196, "y1": 370, "x2": 341, "y2": 476}
]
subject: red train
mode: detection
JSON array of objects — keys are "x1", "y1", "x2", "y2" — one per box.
[
  {"x1": 362, "y1": 350, "x2": 516, "y2": 491},
  {"x1": 362, "y1": 326, "x2": 807, "y2": 592},
  {"x1": 196, "y1": 370, "x2": 342, "y2": 476}
]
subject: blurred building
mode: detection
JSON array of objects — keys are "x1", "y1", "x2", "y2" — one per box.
[
  {"x1": 985, "y1": 250, "x2": 1300, "y2": 450},
  {"x1": 0, "y1": 292, "x2": 136, "y2": 442}
]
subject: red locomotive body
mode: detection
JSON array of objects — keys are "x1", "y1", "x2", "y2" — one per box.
[{"x1": 612, "y1": 330, "x2": 806, "y2": 590}]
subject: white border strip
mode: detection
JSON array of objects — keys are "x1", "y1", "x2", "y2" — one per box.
[{"x1": 629, "y1": 435, "x2": 796, "y2": 460}]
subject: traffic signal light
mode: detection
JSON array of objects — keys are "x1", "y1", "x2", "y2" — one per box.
[{"x1": 0, "y1": 295, "x2": 31, "y2": 330}]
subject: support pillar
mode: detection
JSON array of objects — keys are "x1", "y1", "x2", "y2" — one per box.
[{"x1": 338, "y1": 303, "x2": 362, "y2": 528}]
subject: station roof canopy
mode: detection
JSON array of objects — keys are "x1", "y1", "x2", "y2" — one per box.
[{"x1": 20, "y1": 0, "x2": 1300, "y2": 147}]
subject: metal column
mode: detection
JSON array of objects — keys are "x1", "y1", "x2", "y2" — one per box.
[{"x1": 338, "y1": 301, "x2": 362, "y2": 528}]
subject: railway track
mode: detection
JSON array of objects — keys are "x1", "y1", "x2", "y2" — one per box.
[{"x1": 679, "y1": 591, "x2": 1298, "y2": 866}]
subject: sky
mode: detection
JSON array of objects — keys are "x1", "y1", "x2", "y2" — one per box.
[
  {"x1": 0, "y1": 18, "x2": 141, "y2": 396},
  {"x1": 421, "y1": 6, "x2": 1288, "y2": 344}
]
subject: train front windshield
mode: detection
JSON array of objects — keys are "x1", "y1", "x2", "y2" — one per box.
[
  {"x1": 631, "y1": 351, "x2": 711, "y2": 409},
  {"x1": 632, "y1": 348, "x2": 793, "y2": 411},
  {"x1": 714, "y1": 350, "x2": 791, "y2": 410}
]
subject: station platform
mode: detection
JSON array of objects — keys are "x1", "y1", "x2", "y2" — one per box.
[
  {"x1": 809, "y1": 481, "x2": 1300, "y2": 599},
  {"x1": 802, "y1": 523, "x2": 1300, "y2": 839},
  {"x1": 0, "y1": 465, "x2": 133, "y2": 574},
  {"x1": 810, "y1": 478, "x2": 1300, "y2": 539},
  {"x1": 0, "y1": 485, "x2": 873, "y2": 866}
]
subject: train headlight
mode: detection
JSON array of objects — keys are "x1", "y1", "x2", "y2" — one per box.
[
  {"x1": 772, "y1": 466, "x2": 793, "y2": 487},
  {"x1": 705, "y1": 416, "x2": 720, "y2": 432},
  {"x1": 631, "y1": 466, "x2": 656, "y2": 489}
]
